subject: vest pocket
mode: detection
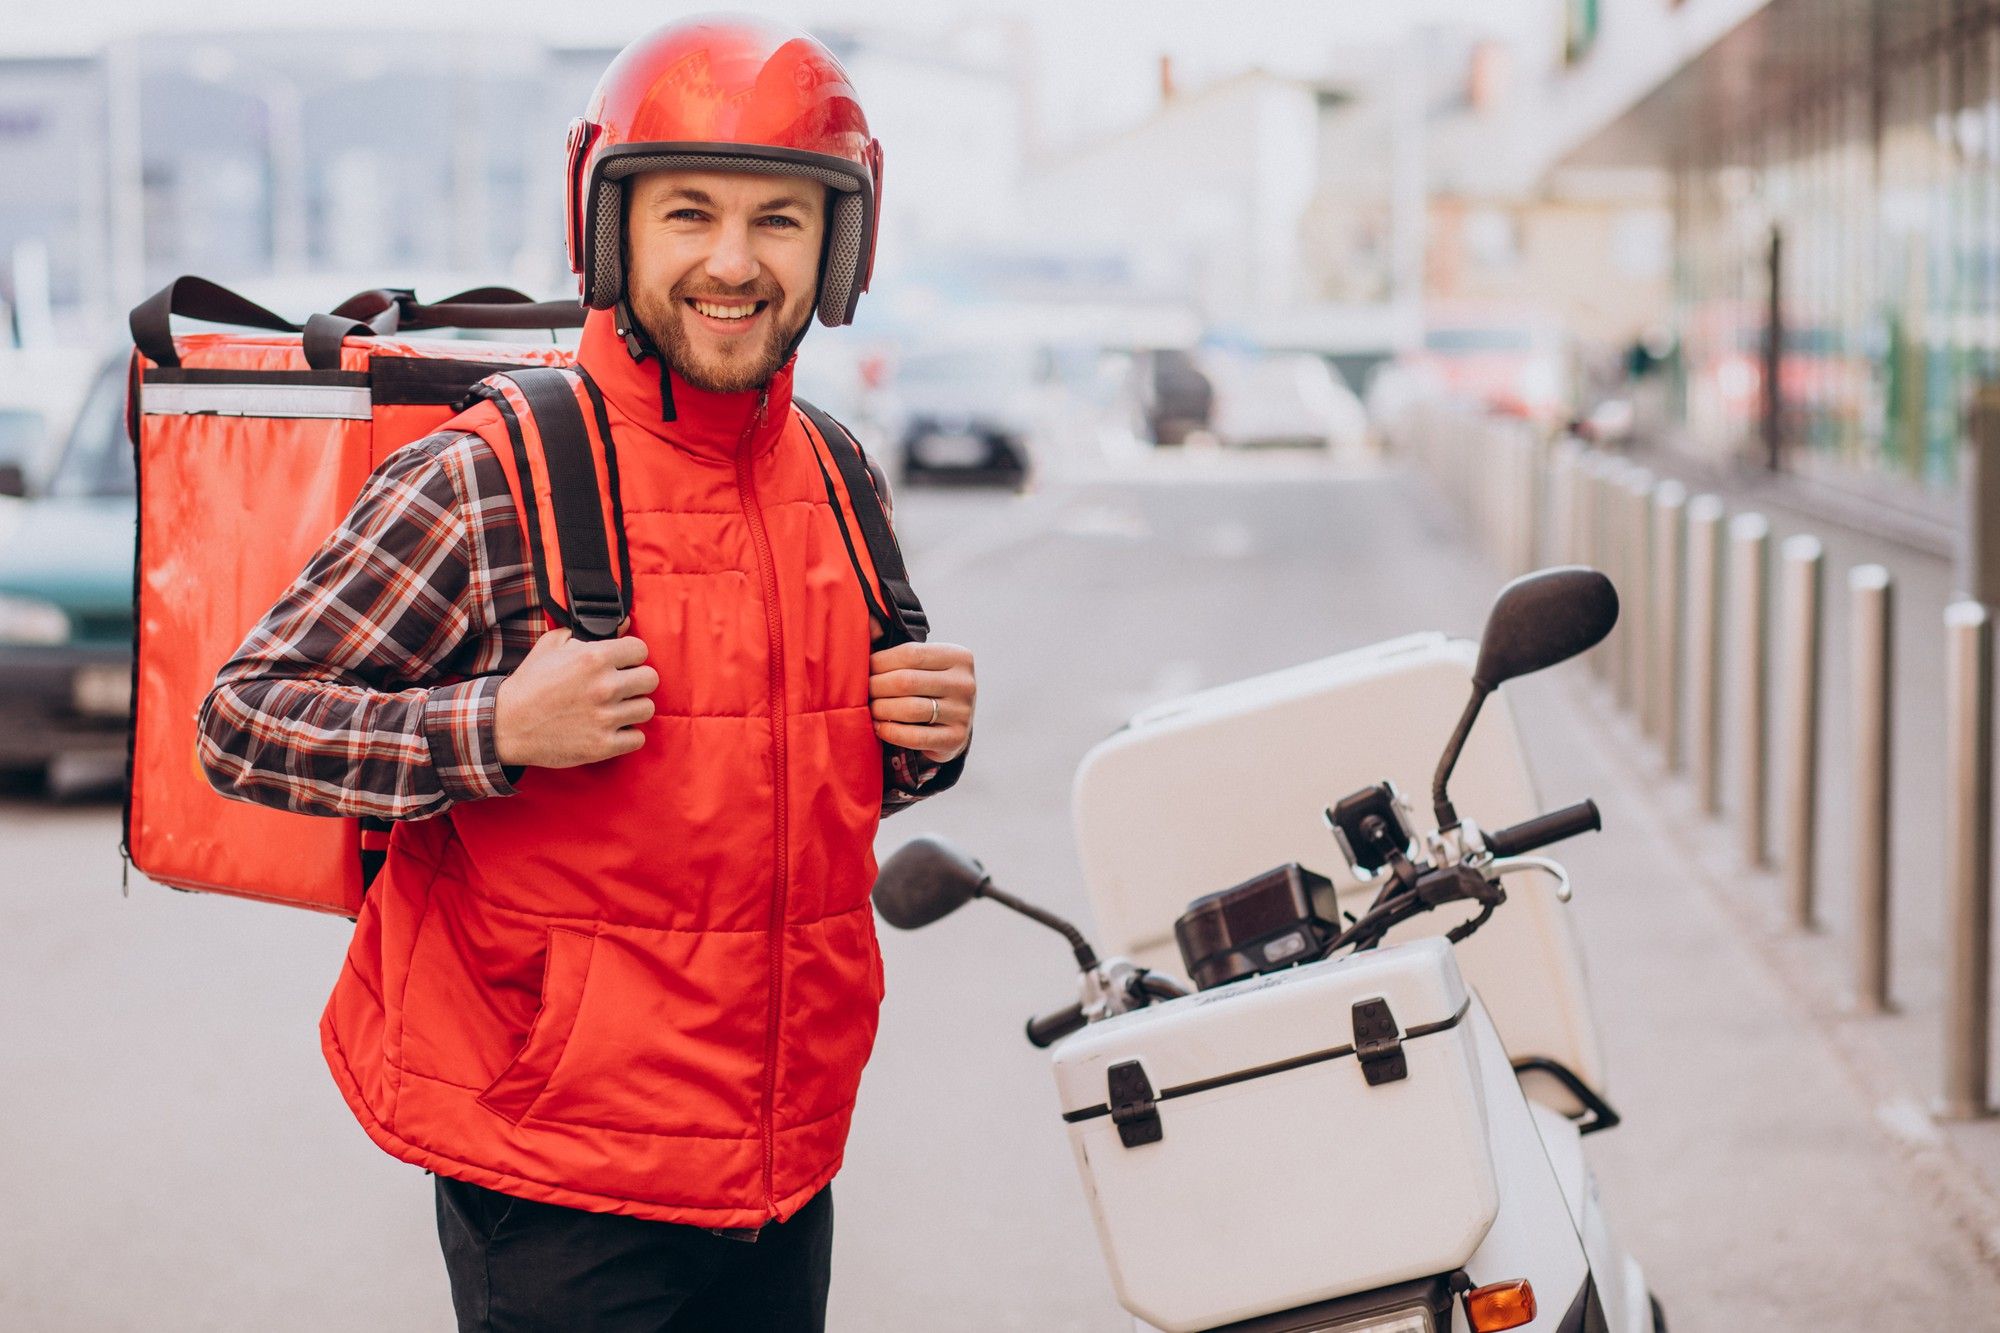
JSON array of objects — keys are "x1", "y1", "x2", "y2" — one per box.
[{"x1": 476, "y1": 927, "x2": 596, "y2": 1125}]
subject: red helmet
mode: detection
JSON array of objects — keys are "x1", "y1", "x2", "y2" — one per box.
[{"x1": 566, "y1": 15, "x2": 884, "y2": 327}]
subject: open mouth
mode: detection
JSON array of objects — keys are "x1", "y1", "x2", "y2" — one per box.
[{"x1": 685, "y1": 297, "x2": 769, "y2": 326}]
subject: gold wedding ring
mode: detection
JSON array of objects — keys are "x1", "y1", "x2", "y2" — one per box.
[{"x1": 926, "y1": 697, "x2": 941, "y2": 726}]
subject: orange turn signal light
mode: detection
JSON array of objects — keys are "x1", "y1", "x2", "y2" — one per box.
[{"x1": 1465, "y1": 1278, "x2": 1536, "y2": 1331}]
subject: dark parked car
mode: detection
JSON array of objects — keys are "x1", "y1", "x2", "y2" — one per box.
[
  {"x1": 886, "y1": 347, "x2": 1033, "y2": 490},
  {"x1": 1133, "y1": 347, "x2": 1214, "y2": 445},
  {"x1": 0, "y1": 359, "x2": 134, "y2": 788}
]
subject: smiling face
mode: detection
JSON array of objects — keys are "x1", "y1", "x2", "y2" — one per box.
[{"x1": 622, "y1": 170, "x2": 827, "y2": 395}]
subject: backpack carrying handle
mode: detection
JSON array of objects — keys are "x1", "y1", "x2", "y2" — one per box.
[
  {"x1": 131, "y1": 277, "x2": 589, "y2": 377},
  {"x1": 129, "y1": 276, "x2": 301, "y2": 370},
  {"x1": 332, "y1": 286, "x2": 588, "y2": 334}
]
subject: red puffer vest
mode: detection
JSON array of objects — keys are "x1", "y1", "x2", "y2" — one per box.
[{"x1": 321, "y1": 309, "x2": 890, "y2": 1227}]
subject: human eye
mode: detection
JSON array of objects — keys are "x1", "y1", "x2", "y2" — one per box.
[{"x1": 760, "y1": 213, "x2": 803, "y2": 230}]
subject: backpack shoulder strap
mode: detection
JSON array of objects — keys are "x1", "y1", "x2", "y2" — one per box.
[
  {"x1": 466, "y1": 366, "x2": 630, "y2": 641},
  {"x1": 795, "y1": 397, "x2": 930, "y2": 646}
]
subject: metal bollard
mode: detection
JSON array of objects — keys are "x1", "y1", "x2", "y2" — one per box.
[
  {"x1": 1482, "y1": 423, "x2": 1503, "y2": 564},
  {"x1": 1731, "y1": 514, "x2": 1773, "y2": 868},
  {"x1": 1620, "y1": 469, "x2": 1655, "y2": 715},
  {"x1": 1650, "y1": 483, "x2": 1688, "y2": 759},
  {"x1": 1850, "y1": 566, "x2": 1894, "y2": 1013},
  {"x1": 1687, "y1": 497, "x2": 1727, "y2": 811},
  {"x1": 1521, "y1": 431, "x2": 1543, "y2": 574},
  {"x1": 1550, "y1": 440, "x2": 1582, "y2": 567},
  {"x1": 1941, "y1": 602, "x2": 1994, "y2": 1120},
  {"x1": 1517, "y1": 435, "x2": 1538, "y2": 573},
  {"x1": 1512, "y1": 429, "x2": 1539, "y2": 575},
  {"x1": 1546, "y1": 444, "x2": 1571, "y2": 568},
  {"x1": 1779, "y1": 535, "x2": 1825, "y2": 927},
  {"x1": 1566, "y1": 446, "x2": 1593, "y2": 567},
  {"x1": 1588, "y1": 458, "x2": 1614, "y2": 680},
  {"x1": 1596, "y1": 460, "x2": 1625, "y2": 686}
]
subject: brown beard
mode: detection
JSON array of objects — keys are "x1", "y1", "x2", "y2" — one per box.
[{"x1": 628, "y1": 272, "x2": 808, "y2": 395}]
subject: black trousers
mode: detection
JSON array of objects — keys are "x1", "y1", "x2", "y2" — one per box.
[{"x1": 434, "y1": 1174, "x2": 834, "y2": 1333}]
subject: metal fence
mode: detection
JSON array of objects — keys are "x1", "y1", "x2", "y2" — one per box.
[{"x1": 1404, "y1": 403, "x2": 1994, "y2": 1122}]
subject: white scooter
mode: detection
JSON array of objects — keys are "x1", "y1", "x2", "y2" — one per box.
[{"x1": 874, "y1": 567, "x2": 1665, "y2": 1333}]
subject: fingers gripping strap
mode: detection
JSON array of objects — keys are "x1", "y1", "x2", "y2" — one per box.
[
  {"x1": 496, "y1": 369, "x2": 627, "y2": 641},
  {"x1": 796, "y1": 398, "x2": 928, "y2": 646}
]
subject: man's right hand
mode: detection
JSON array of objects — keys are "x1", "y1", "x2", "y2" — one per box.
[{"x1": 493, "y1": 626, "x2": 657, "y2": 769}]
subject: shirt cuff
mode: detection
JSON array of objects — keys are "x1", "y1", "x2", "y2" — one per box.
[
  {"x1": 421, "y1": 675, "x2": 519, "y2": 804},
  {"x1": 889, "y1": 733, "x2": 969, "y2": 798}
]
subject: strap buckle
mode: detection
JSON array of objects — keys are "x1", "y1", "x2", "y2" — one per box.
[
  {"x1": 566, "y1": 587, "x2": 626, "y2": 641},
  {"x1": 882, "y1": 577, "x2": 929, "y2": 642}
]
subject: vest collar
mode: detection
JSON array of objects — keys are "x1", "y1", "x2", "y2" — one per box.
[{"x1": 576, "y1": 306, "x2": 794, "y2": 463}]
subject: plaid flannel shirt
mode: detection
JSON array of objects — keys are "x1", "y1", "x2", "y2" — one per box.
[{"x1": 196, "y1": 428, "x2": 959, "y2": 823}]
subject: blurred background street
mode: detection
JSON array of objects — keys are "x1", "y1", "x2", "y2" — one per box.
[{"x1": 10, "y1": 0, "x2": 2000, "y2": 1329}]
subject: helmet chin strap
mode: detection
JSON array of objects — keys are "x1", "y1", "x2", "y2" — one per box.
[
  {"x1": 781, "y1": 300, "x2": 814, "y2": 363},
  {"x1": 614, "y1": 294, "x2": 678, "y2": 423}
]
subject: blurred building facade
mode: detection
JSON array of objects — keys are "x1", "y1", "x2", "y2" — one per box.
[
  {"x1": 0, "y1": 33, "x2": 607, "y2": 334},
  {"x1": 1020, "y1": 68, "x2": 1389, "y2": 339},
  {"x1": 1018, "y1": 30, "x2": 1673, "y2": 406},
  {"x1": 0, "y1": 25, "x2": 1030, "y2": 341},
  {"x1": 1534, "y1": 0, "x2": 1991, "y2": 514}
]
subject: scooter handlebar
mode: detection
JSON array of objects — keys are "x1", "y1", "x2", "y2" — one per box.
[
  {"x1": 1024, "y1": 1002, "x2": 1088, "y2": 1048},
  {"x1": 1485, "y1": 800, "x2": 1601, "y2": 859}
]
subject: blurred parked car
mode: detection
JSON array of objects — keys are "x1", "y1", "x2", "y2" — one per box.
[
  {"x1": 0, "y1": 347, "x2": 102, "y2": 500},
  {"x1": 1204, "y1": 350, "x2": 1369, "y2": 453},
  {"x1": 1407, "y1": 313, "x2": 1573, "y2": 424},
  {"x1": 883, "y1": 346, "x2": 1033, "y2": 490},
  {"x1": 0, "y1": 407, "x2": 48, "y2": 500},
  {"x1": 1130, "y1": 346, "x2": 1214, "y2": 445},
  {"x1": 0, "y1": 357, "x2": 134, "y2": 789}
]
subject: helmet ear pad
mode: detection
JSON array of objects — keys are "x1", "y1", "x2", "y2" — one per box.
[{"x1": 586, "y1": 152, "x2": 873, "y2": 327}]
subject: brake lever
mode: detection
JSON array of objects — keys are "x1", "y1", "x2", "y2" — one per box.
[{"x1": 1489, "y1": 855, "x2": 1572, "y2": 903}]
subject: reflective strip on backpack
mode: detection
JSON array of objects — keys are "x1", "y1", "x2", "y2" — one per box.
[{"x1": 141, "y1": 383, "x2": 373, "y2": 420}]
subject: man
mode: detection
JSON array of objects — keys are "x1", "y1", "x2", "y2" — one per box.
[{"x1": 197, "y1": 17, "x2": 973, "y2": 1331}]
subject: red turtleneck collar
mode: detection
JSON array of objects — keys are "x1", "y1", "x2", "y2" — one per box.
[{"x1": 575, "y1": 307, "x2": 795, "y2": 463}]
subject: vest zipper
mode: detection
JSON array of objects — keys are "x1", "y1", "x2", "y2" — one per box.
[{"x1": 734, "y1": 390, "x2": 789, "y2": 1213}]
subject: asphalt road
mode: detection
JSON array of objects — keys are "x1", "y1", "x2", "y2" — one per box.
[{"x1": 3, "y1": 451, "x2": 1996, "y2": 1330}]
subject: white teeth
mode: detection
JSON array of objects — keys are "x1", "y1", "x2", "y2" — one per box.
[{"x1": 694, "y1": 300, "x2": 756, "y2": 320}]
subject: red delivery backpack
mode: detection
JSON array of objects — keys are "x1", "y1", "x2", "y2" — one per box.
[{"x1": 120, "y1": 276, "x2": 924, "y2": 919}]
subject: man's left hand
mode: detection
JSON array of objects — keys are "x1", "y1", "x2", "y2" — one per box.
[{"x1": 868, "y1": 641, "x2": 975, "y2": 762}]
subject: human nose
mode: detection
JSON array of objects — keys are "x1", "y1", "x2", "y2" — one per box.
[{"x1": 703, "y1": 221, "x2": 760, "y2": 289}]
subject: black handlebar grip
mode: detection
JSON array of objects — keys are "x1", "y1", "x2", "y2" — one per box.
[
  {"x1": 1025, "y1": 1002, "x2": 1088, "y2": 1048},
  {"x1": 1486, "y1": 799, "x2": 1601, "y2": 859}
]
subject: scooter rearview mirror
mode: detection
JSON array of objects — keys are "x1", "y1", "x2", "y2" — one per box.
[
  {"x1": 1435, "y1": 566, "x2": 1619, "y2": 831},
  {"x1": 872, "y1": 834, "x2": 991, "y2": 930},
  {"x1": 1472, "y1": 566, "x2": 1619, "y2": 690}
]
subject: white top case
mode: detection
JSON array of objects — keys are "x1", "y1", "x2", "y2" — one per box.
[
  {"x1": 1052, "y1": 939, "x2": 1499, "y2": 1332},
  {"x1": 1070, "y1": 632, "x2": 1606, "y2": 1113}
]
